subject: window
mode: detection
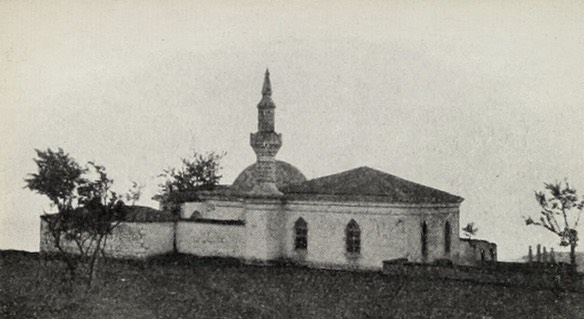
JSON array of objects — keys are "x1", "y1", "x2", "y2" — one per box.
[
  {"x1": 345, "y1": 219, "x2": 361, "y2": 254},
  {"x1": 489, "y1": 247, "x2": 496, "y2": 261},
  {"x1": 294, "y1": 218, "x2": 307, "y2": 250},
  {"x1": 421, "y1": 221, "x2": 428, "y2": 258},
  {"x1": 444, "y1": 221, "x2": 451, "y2": 254}
]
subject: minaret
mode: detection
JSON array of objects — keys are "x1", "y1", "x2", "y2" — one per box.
[{"x1": 249, "y1": 69, "x2": 283, "y2": 196}]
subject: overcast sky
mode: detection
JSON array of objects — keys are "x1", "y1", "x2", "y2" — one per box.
[{"x1": 1, "y1": 1, "x2": 583, "y2": 260}]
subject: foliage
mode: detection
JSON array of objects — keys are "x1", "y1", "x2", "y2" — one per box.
[
  {"x1": 157, "y1": 151, "x2": 225, "y2": 213},
  {"x1": 462, "y1": 222, "x2": 478, "y2": 239},
  {"x1": 125, "y1": 181, "x2": 144, "y2": 206},
  {"x1": 25, "y1": 148, "x2": 87, "y2": 210},
  {"x1": 25, "y1": 148, "x2": 126, "y2": 288},
  {"x1": 525, "y1": 180, "x2": 584, "y2": 266}
]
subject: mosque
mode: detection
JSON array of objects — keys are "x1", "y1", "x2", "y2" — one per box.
[{"x1": 41, "y1": 70, "x2": 496, "y2": 270}]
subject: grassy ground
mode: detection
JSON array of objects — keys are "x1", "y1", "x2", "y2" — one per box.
[{"x1": 1, "y1": 250, "x2": 583, "y2": 318}]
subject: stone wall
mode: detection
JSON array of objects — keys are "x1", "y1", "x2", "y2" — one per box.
[
  {"x1": 105, "y1": 222, "x2": 174, "y2": 259},
  {"x1": 40, "y1": 219, "x2": 174, "y2": 259},
  {"x1": 257, "y1": 199, "x2": 462, "y2": 270},
  {"x1": 38, "y1": 194, "x2": 479, "y2": 269},
  {"x1": 176, "y1": 221, "x2": 245, "y2": 258},
  {"x1": 459, "y1": 238, "x2": 497, "y2": 265},
  {"x1": 244, "y1": 199, "x2": 285, "y2": 262},
  {"x1": 180, "y1": 197, "x2": 468, "y2": 270}
]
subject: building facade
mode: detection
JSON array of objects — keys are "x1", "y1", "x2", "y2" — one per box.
[
  {"x1": 40, "y1": 70, "x2": 495, "y2": 270},
  {"x1": 172, "y1": 70, "x2": 494, "y2": 269}
]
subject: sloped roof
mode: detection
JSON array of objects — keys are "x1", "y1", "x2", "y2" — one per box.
[
  {"x1": 153, "y1": 185, "x2": 231, "y2": 203},
  {"x1": 41, "y1": 205, "x2": 174, "y2": 223},
  {"x1": 124, "y1": 205, "x2": 174, "y2": 222},
  {"x1": 281, "y1": 166, "x2": 463, "y2": 204}
]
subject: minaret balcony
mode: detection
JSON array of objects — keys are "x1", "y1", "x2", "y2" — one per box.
[{"x1": 250, "y1": 132, "x2": 282, "y2": 156}]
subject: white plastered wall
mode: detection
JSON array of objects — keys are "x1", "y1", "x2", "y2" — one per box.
[
  {"x1": 276, "y1": 201, "x2": 461, "y2": 270},
  {"x1": 40, "y1": 219, "x2": 174, "y2": 259},
  {"x1": 176, "y1": 222, "x2": 245, "y2": 258}
]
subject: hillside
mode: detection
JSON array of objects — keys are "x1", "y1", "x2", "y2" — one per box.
[{"x1": 1, "y1": 250, "x2": 583, "y2": 318}]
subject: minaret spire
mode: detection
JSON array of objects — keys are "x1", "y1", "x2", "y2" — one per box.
[
  {"x1": 262, "y1": 69, "x2": 272, "y2": 96},
  {"x1": 250, "y1": 69, "x2": 283, "y2": 196},
  {"x1": 257, "y1": 68, "x2": 275, "y2": 112}
]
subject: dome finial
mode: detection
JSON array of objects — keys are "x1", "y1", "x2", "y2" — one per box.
[{"x1": 262, "y1": 68, "x2": 272, "y2": 96}]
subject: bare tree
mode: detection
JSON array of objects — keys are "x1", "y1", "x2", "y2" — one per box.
[{"x1": 525, "y1": 180, "x2": 584, "y2": 266}]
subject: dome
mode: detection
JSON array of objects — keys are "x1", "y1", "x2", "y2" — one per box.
[{"x1": 231, "y1": 160, "x2": 307, "y2": 193}]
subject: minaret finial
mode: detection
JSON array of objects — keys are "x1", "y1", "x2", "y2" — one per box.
[{"x1": 262, "y1": 68, "x2": 272, "y2": 96}]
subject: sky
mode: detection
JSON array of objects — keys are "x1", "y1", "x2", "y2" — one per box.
[{"x1": 1, "y1": 0, "x2": 583, "y2": 261}]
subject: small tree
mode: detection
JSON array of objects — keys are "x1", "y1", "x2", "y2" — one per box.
[
  {"x1": 525, "y1": 180, "x2": 584, "y2": 267},
  {"x1": 157, "y1": 151, "x2": 225, "y2": 213},
  {"x1": 26, "y1": 148, "x2": 126, "y2": 288},
  {"x1": 462, "y1": 222, "x2": 478, "y2": 240},
  {"x1": 125, "y1": 181, "x2": 144, "y2": 206},
  {"x1": 25, "y1": 148, "x2": 86, "y2": 211},
  {"x1": 157, "y1": 151, "x2": 225, "y2": 253},
  {"x1": 27, "y1": 148, "x2": 85, "y2": 280}
]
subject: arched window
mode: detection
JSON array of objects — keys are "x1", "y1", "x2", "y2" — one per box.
[
  {"x1": 480, "y1": 250, "x2": 486, "y2": 262},
  {"x1": 294, "y1": 218, "x2": 308, "y2": 250},
  {"x1": 444, "y1": 221, "x2": 451, "y2": 254},
  {"x1": 190, "y1": 211, "x2": 202, "y2": 220},
  {"x1": 421, "y1": 221, "x2": 428, "y2": 258},
  {"x1": 345, "y1": 219, "x2": 361, "y2": 254}
]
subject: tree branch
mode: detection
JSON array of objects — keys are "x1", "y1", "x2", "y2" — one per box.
[{"x1": 529, "y1": 220, "x2": 560, "y2": 236}]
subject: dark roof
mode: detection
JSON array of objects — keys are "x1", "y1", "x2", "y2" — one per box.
[
  {"x1": 41, "y1": 205, "x2": 174, "y2": 223},
  {"x1": 281, "y1": 166, "x2": 463, "y2": 204},
  {"x1": 461, "y1": 238, "x2": 497, "y2": 246},
  {"x1": 230, "y1": 160, "x2": 307, "y2": 193},
  {"x1": 123, "y1": 206, "x2": 174, "y2": 222},
  {"x1": 152, "y1": 185, "x2": 231, "y2": 203}
]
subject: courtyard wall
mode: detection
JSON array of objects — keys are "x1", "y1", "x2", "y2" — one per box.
[
  {"x1": 40, "y1": 219, "x2": 174, "y2": 259},
  {"x1": 176, "y1": 220, "x2": 245, "y2": 258}
]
